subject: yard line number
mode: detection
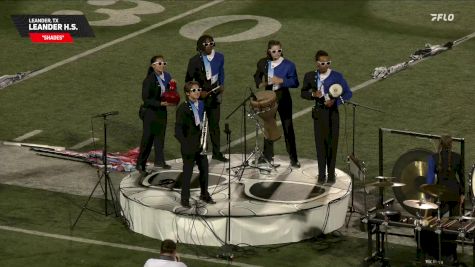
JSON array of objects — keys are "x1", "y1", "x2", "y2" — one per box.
[{"x1": 52, "y1": 0, "x2": 280, "y2": 41}]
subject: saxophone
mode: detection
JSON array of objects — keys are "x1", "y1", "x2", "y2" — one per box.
[{"x1": 200, "y1": 111, "x2": 208, "y2": 155}]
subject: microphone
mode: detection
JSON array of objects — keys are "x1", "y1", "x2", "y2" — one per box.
[
  {"x1": 92, "y1": 111, "x2": 119, "y2": 118},
  {"x1": 249, "y1": 87, "x2": 257, "y2": 101}
]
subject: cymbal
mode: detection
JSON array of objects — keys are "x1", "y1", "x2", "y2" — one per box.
[
  {"x1": 375, "y1": 176, "x2": 396, "y2": 180},
  {"x1": 403, "y1": 199, "x2": 438, "y2": 210},
  {"x1": 366, "y1": 181, "x2": 406, "y2": 188},
  {"x1": 420, "y1": 184, "x2": 458, "y2": 201}
]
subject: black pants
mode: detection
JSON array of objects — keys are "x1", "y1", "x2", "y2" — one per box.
[
  {"x1": 263, "y1": 90, "x2": 298, "y2": 163},
  {"x1": 313, "y1": 107, "x2": 339, "y2": 179},
  {"x1": 136, "y1": 109, "x2": 167, "y2": 170},
  {"x1": 181, "y1": 152, "x2": 209, "y2": 201},
  {"x1": 205, "y1": 104, "x2": 222, "y2": 157}
]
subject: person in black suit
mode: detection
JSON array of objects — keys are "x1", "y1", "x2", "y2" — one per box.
[
  {"x1": 175, "y1": 81, "x2": 216, "y2": 208},
  {"x1": 301, "y1": 50, "x2": 352, "y2": 184},
  {"x1": 253, "y1": 40, "x2": 300, "y2": 168},
  {"x1": 185, "y1": 34, "x2": 228, "y2": 162},
  {"x1": 136, "y1": 55, "x2": 176, "y2": 173}
]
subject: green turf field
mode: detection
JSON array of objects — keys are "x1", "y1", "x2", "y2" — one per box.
[{"x1": 1, "y1": 1, "x2": 475, "y2": 266}]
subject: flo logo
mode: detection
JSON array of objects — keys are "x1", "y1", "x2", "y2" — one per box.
[{"x1": 430, "y1": 13, "x2": 455, "y2": 22}]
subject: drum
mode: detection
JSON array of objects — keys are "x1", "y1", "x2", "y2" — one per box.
[
  {"x1": 250, "y1": 91, "x2": 281, "y2": 141},
  {"x1": 468, "y1": 164, "x2": 475, "y2": 204}
]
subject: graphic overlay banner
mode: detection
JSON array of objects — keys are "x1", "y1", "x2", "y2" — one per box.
[{"x1": 11, "y1": 15, "x2": 94, "y2": 43}]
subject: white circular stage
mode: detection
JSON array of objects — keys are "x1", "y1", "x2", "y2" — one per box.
[{"x1": 119, "y1": 154, "x2": 351, "y2": 246}]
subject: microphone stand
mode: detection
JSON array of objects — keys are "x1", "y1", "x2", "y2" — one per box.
[
  {"x1": 344, "y1": 100, "x2": 383, "y2": 224},
  {"x1": 224, "y1": 89, "x2": 255, "y2": 173},
  {"x1": 218, "y1": 123, "x2": 236, "y2": 261},
  {"x1": 72, "y1": 113, "x2": 119, "y2": 229}
]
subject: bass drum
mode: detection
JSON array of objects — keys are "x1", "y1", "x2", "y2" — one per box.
[
  {"x1": 391, "y1": 148, "x2": 432, "y2": 216},
  {"x1": 469, "y1": 164, "x2": 475, "y2": 205}
]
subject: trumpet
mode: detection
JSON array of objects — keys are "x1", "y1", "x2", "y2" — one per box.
[{"x1": 200, "y1": 111, "x2": 208, "y2": 155}]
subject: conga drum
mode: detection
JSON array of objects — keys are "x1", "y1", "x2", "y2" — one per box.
[{"x1": 250, "y1": 91, "x2": 281, "y2": 141}]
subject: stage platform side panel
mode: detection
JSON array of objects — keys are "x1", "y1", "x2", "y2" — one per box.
[{"x1": 119, "y1": 154, "x2": 352, "y2": 246}]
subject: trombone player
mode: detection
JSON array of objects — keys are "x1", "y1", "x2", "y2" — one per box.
[{"x1": 175, "y1": 81, "x2": 216, "y2": 208}]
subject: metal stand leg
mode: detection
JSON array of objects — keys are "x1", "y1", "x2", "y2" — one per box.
[
  {"x1": 71, "y1": 115, "x2": 118, "y2": 229},
  {"x1": 228, "y1": 111, "x2": 278, "y2": 177}
]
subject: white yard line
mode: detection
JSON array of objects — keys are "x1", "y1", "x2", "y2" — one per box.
[
  {"x1": 0, "y1": 225, "x2": 262, "y2": 267},
  {"x1": 221, "y1": 31, "x2": 475, "y2": 151},
  {"x1": 16, "y1": 0, "x2": 225, "y2": 84},
  {"x1": 13, "y1": 129, "x2": 43, "y2": 141},
  {"x1": 70, "y1": 138, "x2": 99, "y2": 150}
]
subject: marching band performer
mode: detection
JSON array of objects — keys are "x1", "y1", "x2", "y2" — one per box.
[
  {"x1": 253, "y1": 40, "x2": 301, "y2": 168},
  {"x1": 301, "y1": 50, "x2": 352, "y2": 184},
  {"x1": 426, "y1": 135, "x2": 464, "y2": 216},
  {"x1": 420, "y1": 135, "x2": 464, "y2": 266},
  {"x1": 185, "y1": 34, "x2": 228, "y2": 162},
  {"x1": 175, "y1": 81, "x2": 216, "y2": 208},
  {"x1": 136, "y1": 55, "x2": 177, "y2": 173}
]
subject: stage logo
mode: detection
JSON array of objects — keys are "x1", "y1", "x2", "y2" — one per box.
[{"x1": 11, "y1": 15, "x2": 95, "y2": 43}]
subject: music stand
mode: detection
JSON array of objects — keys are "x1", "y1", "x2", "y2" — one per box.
[{"x1": 72, "y1": 113, "x2": 119, "y2": 229}]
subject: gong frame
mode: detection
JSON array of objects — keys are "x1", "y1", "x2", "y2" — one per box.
[{"x1": 378, "y1": 128, "x2": 465, "y2": 211}]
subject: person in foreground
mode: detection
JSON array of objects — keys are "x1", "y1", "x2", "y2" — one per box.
[
  {"x1": 144, "y1": 239, "x2": 187, "y2": 267},
  {"x1": 175, "y1": 81, "x2": 216, "y2": 208}
]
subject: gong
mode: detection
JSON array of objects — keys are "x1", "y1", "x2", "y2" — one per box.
[{"x1": 392, "y1": 148, "x2": 433, "y2": 216}]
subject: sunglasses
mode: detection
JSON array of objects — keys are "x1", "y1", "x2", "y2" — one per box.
[
  {"x1": 190, "y1": 88, "x2": 202, "y2": 93},
  {"x1": 202, "y1": 41, "x2": 215, "y2": 47},
  {"x1": 152, "y1": 61, "x2": 167, "y2": 66},
  {"x1": 271, "y1": 49, "x2": 282, "y2": 54},
  {"x1": 317, "y1": 61, "x2": 331, "y2": 66}
]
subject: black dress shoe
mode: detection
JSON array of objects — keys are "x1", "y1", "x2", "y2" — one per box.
[
  {"x1": 155, "y1": 163, "x2": 171, "y2": 169},
  {"x1": 291, "y1": 161, "x2": 301, "y2": 168},
  {"x1": 212, "y1": 154, "x2": 229, "y2": 162},
  {"x1": 317, "y1": 175, "x2": 326, "y2": 184},
  {"x1": 199, "y1": 195, "x2": 216, "y2": 204},
  {"x1": 326, "y1": 177, "x2": 336, "y2": 184},
  {"x1": 180, "y1": 200, "x2": 191, "y2": 208}
]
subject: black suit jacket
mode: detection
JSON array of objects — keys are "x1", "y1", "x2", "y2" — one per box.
[
  {"x1": 301, "y1": 71, "x2": 326, "y2": 107},
  {"x1": 253, "y1": 57, "x2": 271, "y2": 90},
  {"x1": 142, "y1": 72, "x2": 167, "y2": 112},
  {"x1": 185, "y1": 54, "x2": 221, "y2": 107},
  {"x1": 175, "y1": 101, "x2": 202, "y2": 155}
]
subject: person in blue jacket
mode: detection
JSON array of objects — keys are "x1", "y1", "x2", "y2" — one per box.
[
  {"x1": 426, "y1": 135, "x2": 464, "y2": 216},
  {"x1": 253, "y1": 40, "x2": 300, "y2": 168},
  {"x1": 301, "y1": 50, "x2": 352, "y2": 184},
  {"x1": 185, "y1": 34, "x2": 228, "y2": 162}
]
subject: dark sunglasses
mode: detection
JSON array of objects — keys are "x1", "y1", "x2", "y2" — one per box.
[
  {"x1": 202, "y1": 41, "x2": 215, "y2": 47},
  {"x1": 317, "y1": 61, "x2": 331, "y2": 66},
  {"x1": 271, "y1": 49, "x2": 282, "y2": 54},
  {"x1": 190, "y1": 88, "x2": 202, "y2": 93},
  {"x1": 152, "y1": 61, "x2": 167, "y2": 66}
]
